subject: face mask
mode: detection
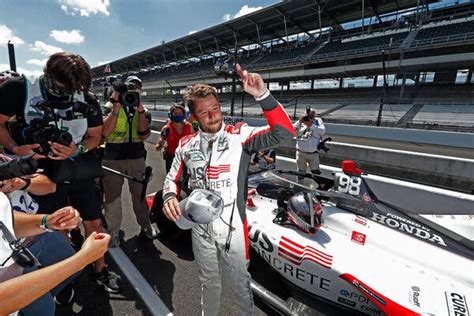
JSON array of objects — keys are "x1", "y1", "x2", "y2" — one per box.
[{"x1": 170, "y1": 115, "x2": 184, "y2": 123}]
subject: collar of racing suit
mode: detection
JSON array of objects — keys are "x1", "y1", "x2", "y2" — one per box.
[{"x1": 198, "y1": 123, "x2": 225, "y2": 160}]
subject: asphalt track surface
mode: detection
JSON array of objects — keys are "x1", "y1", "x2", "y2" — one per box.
[{"x1": 56, "y1": 143, "x2": 360, "y2": 316}]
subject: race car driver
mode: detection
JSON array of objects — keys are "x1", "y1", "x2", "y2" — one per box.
[{"x1": 162, "y1": 63, "x2": 296, "y2": 315}]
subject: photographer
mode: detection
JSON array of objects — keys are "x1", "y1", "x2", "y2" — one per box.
[
  {"x1": 155, "y1": 103, "x2": 194, "y2": 173},
  {"x1": 0, "y1": 52, "x2": 121, "y2": 293},
  {"x1": 293, "y1": 108, "x2": 326, "y2": 175},
  {"x1": 249, "y1": 149, "x2": 276, "y2": 173},
  {"x1": 102, "y1": 76, "x2": 157, "y2": 246}
]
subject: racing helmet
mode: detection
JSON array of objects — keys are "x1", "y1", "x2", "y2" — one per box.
[
  {"x1": 287, "y1": 192, "x2": 322, "y2": 233},
  {"x1": 176, "y1": 189, "x2": 224, "y2": 230}
]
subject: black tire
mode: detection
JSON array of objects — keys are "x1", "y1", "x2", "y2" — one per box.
[{"x1": 149, "y1": 189, "x2": 182, "y2": 237}]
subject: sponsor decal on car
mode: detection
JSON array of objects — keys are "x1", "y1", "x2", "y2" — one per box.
[
  {"x1": 340, "y1": 289, "x2": 369, "y2": 303},
  {"x1": 409, "y1": 286, "x2": 421, "y2": 308},
  {"x1": 351, "y1": 279, "x2": 386, "y2": 306},
  {"x1": 351, "y1": 231, "x2": 366, "y2": 245},
  {"x1": 445, "y1": 292, "x2": 470, "y2": 316},
  {"x1": 338, "y1": 296, "x2": 356, "y2": 307},
  {"x1": 355, "y1": 216, "x2": 367, "y2": 226},
  {"x1": 277, "y1": 236, "x2": 333, "y2": 269},
  {"x1": 361, "y1": 305, "x2": 383, "y2": 315},
  {"x1": 340, "y1": 274, "x2": 420, "y2": 316},
  {"x1": 248, "y1": 223, "x2": 331, "y2": 291},
  {"x1": 370, "y1": 212, "x2": 447, "y2": 247}
]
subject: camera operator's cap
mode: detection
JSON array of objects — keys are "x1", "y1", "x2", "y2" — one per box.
[
  {"x1": 176, "y1": 189, "x2": 224, "y2": 230},
  {"x1": 125, "y1": 76, "x2": 142, "y2": 85}
]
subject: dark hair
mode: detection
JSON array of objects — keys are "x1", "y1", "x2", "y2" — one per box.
[
  {"x1": 170, "y1": 102, "x2": 186, "y2": 116},
  {"x1": 303, "y1": 115, "x2": 312, "y2": 122},
  {"x1": 44, "y1": 52, "x2": 92, "y2": 93},
  {"x1": 183, "y1": 84, "x2": 219, "y2": 114}
]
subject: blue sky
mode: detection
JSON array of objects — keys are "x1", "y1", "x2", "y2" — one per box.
[{"x1": 0, "y1": 0, "x2": 279, "y2": 77}]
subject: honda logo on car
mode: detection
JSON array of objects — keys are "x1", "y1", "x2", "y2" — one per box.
[
  {"x1": 370, "y1": 212, "x2": 447, "y2": 246},
  {"x1": 446, "y1": 292, "x2": 470, "y2": 316}
]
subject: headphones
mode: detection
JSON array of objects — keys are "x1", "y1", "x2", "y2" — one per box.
[{"x1": 168, "y1": 102, "x2": 187, "y2": 119}]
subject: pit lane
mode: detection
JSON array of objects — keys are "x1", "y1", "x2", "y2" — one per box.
[{"x1": 57, "y1": 143, "x2": 359, "y2": 315}]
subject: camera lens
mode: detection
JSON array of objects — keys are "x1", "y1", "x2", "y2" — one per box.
[{"x1": 122, "y1": 92, "x2": 139, "y2": 108}]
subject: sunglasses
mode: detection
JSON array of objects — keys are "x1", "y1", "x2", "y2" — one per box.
[
  {"x1": 43, "y1": 76, "x2": 74, "y2": 98},
  {"x1": 0, "y1": 221, "x2": 41, "y2": 269}
]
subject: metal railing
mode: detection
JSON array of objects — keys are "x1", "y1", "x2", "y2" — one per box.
[{"x1": 410, "y1": 32, "x2": 474, "y2": 48}]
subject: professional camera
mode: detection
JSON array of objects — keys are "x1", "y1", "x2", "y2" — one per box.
[
  {"x1": 111, "y1": 80, "x2": 140, "y2": 108},
  {"x1": 317, "y1": 137, "x2": 332, "y2": 153},
  {"x1": 214, "y1": 58, "x2": 236, "y2": 78},
  {"x1": 0, "y1": 156, "x2": 38, "y2": 181},
  {"x1": 8, "y1": 99, "x2": 98, "y2": 156},
  {"x1": 20, "y1": 119, "x2": 73, "y2": 156}
]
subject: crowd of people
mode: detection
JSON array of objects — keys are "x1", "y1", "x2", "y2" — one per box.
[{"x1": 0, "y1": 51, "x2": 327, "y2": 315}]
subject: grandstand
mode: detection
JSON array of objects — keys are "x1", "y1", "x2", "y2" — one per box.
[{"x1": 92, "y1": 0, "x2": 474, "y2": 132}]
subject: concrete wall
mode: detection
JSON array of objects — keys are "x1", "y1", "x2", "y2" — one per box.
[
  {"x1": 149, "y1": 118, "x2": 474, "y2": 192},
  {"x1": 148, "y1": 130, "x2": 473, "y2": 215},
  {"x1": 150, "y1": 113, "x2": 474, "y2": 149}
]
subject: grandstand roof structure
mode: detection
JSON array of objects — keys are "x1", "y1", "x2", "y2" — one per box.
[{"x1": 91, "y1": 0, "x2": 435, "y2": 77}]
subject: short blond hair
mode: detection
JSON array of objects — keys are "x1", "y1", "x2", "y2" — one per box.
[{"x1": 183, "y1": 84, "x2": 219, "y2": 114}]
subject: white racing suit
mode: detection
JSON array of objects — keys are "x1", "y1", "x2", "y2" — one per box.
[{"x1": 163, "y1": 92, "x2": 295, "y2": 316}]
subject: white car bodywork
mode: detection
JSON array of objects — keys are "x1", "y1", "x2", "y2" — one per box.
[{"x1": 246, "y1": 169, "x2": 473, "y2": 316}]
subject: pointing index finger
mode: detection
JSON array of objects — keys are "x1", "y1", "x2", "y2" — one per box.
[{"x1": 235, "y1": 63, "x2": 245, "y2": 80}]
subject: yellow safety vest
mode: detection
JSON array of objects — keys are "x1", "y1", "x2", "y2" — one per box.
[{"x1": 104, "y1": 102, "x2": 141, "y2": 143}]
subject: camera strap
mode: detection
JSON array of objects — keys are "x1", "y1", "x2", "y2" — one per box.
[{"x1": 0, "y1": 220, "x2": 40, "y2": 268}]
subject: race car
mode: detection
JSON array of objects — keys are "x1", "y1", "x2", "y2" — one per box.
[
  {"x1": 245, "y1": 160, "x2": 473, "y2": 315},
  {"x1": 147, "y1": 160, "x2": 473, "y2": 315}
]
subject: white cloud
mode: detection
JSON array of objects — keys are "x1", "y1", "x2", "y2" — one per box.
[
  {"x1": 30, "y1": 41, "x2": 63, "y2": 56},
  {"x1": 50, "y1": 29, "x2": 84, "y2": 44},
  {"x1": 188, "y1": 30, "x2": 197, "y2": 35},
  {"x1": 0, "y1": 64, "x2": 43, "y2": 81},
  {"x1": 27, "y1": 58, "x2": 48, "y2": 67},
  {"x1": 97, "y1": 60, "x2": 111, "y2": 66},
  {"x1": 223, "y1": 5, "x2": 262, "y2": 22},
  {"x1": 58, "y1": 0, "x2": 110, "y2": 17},
  {"x1": 0, "y1": 25, "x2": 24, "y2": 47}
]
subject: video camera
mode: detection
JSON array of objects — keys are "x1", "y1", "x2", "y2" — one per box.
[
  {"x1": 111, "y1": 80, "x2": 140, "y2": 108},
  {"x1": 317, "y1": 137, "x2": 332, "y2": 153},
  {"x1": 8, "y1": 99, "x2": 99, "y2": 156}
]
